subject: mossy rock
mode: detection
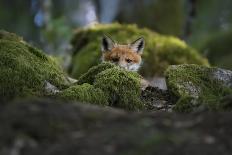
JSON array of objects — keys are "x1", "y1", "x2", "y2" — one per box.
[
  {"x1": 94, "y1": 66, "x2": 144, "y2": 111},
  {"x1": 69, "y1": 23, "x2": 209, "y2": 78},
  {"x1": 58, "y1": 62, "x2": 144, "y2": 111},
  {"x1": 0, "y1": 30, "x2": 71, "y2": 102},
  {"x1": 77, "y1": 62, "x2": 115, "y2": 85},
  {"x1": 165, "y1": 64, "x2": 232, "y2": 112},
  {"x1": 57, "y1": 83, "x2": 109, "y2": 106}
]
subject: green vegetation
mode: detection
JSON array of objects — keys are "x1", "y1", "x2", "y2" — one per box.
[
  {"x1": 0, "y1": 30, "x2": 144, "y2": 110},
  {"x1": 165, "y1": 64, "x2": 232, "y2": 112},
  {"x1": 57, "y1": 83, "x2": 109, "y2": 106},
  {"x1": 69, "y1": 23, "x2": 208, "y2": 78},
  {"x1": 77, "y1": 62, "x2": 115, "y2": 85},
  {"x1": 93, "y1": 65, "x2": 144, "y2": 111},
  {"x1": 0, "y1": 30, "x2": 71, "y2": 102},
  {"x1": 61, "y1": 62, "x2": 144, "y2": 111}
]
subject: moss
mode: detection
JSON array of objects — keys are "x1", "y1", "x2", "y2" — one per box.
[
  {"x1": 165, "y1": 64, "x2": 232, "y2": 112},
  {"x1": 69, "y1": 23, "x2": 209, "y2": 78},
  {"x1": 0, "y1": 30, "x2": 71, "y2": 102},
  {"x1": 57, "y1": 62, "x2": 144, "y2": 111},
  {"x1": 57, "y1": 83, "x2": 109, "y2": 106},
  {"x1": 94, "y1": 66, "x2": 144, "y2": 111},
  {"x1": 173, "y1": 96, "x2": 199, "y2": 113},
  {"x1": 77, "y1": 62, "x2": 115, "y2": 85}
]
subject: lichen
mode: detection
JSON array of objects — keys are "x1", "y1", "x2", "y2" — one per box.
[
  {"x1": 57, "y1": 83, "x2": 109, "y2": 106},
  {"x1": 69, "y1": 23, "x2": 209, "y2": 78},
  {"x1": 165, "y1": 64, "x2": 232, "y2": 112},
  {"x1": 0, "y1": 30, "x2": 71, "y2": 102}
]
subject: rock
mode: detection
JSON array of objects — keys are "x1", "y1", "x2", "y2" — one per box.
[
  {"x1": 0, "y1": 30, "x2": 72, "y2": 102},
  {"x1": 57, "y1": 83, "x2": 109, "y2": 106},
  {"x1": 165, "y1": 64, "x2": 232, "y2": 112},
  {"x1": 1, "y1": 99, "x2": 232, "y2": 154},
  {"x1": 57, "y1": 62, "x2": 145, "y2": 111},
  {"x1": 0, "y1": 29, "x2": 167, "y2": 111},
  {"x1": 69, "y1": 23, "x2": 209, "y2": 78},
  {"x1": 141, "y1": 86, "x2": 175, "y2": 111}
]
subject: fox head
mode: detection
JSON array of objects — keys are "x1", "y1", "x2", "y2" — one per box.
[{"x1": 101, "y1": 35, "x2": 145, "y2": 71}]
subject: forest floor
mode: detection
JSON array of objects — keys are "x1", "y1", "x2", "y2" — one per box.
[{"x1": 0, "y1": 99, "x2": 232, "y2": 155}]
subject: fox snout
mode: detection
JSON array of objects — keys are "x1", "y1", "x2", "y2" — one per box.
[{"x1": 115, "y1": 61, "x2": 140, "y2": 71}]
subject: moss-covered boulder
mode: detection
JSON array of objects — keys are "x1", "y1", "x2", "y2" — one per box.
[
  {"x1": 58, "y1": 62, "x2": 144, "y2": 111},
  {"x1": 69, "y1": 23, "x2": 209, "y2": 78},
  {"x1": 93, "y1": 66, "x2": 144, "y2": 110},
  {"x1": 0, "y1": 30, "x2": 71, "y2": 102},
  {"x1": 165, "y1": 64, "x2": 232, "y2": 112},
  {"x1": 57, "y1": 83, "x2": 109, "y2": 106}
]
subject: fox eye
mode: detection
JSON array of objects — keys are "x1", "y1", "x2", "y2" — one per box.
[
  {"x1": 112, "y1": 57, "x2": 119, "y2": 62},
  {"x1": 126, "y1": 59, "x2": 132, "y2": 63}
]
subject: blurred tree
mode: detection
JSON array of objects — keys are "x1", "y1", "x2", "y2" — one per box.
[
  {"x1": 183, "y1": 0, "x2": 197, "y2": 39},
  {"x1": 188, "y1": 0, "x2": 232, "y2": 48},
  {"x1": 187, "y1": 0, "x2": 232, "y2": 69},
  {"x1": 0, "y1": 0, "x2": 39, "y2": 42},
  {"x1": 114, "y1": 0, "x2": 186, "y2": 36}
]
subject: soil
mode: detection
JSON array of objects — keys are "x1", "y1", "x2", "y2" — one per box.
[{"x1": 141, "y1": 86, "x2": 177, "y2": 111}]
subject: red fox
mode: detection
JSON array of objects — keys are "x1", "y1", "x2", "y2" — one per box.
[{"x1": 101, "y1": 35, "x2": 145, "y2": 71}]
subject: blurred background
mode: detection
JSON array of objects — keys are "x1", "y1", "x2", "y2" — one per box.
[{"x1": 1, "y1": 0, "x2": 232, "y2": 69}]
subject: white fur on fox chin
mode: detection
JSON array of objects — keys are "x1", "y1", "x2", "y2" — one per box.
[{"x1": 127, "y1": 63, "x2": 141, "y2": 71}]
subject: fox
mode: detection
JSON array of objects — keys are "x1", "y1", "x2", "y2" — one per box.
[
  {"x1": 101, "y1": 35, "x2": 149, "y2": 89},
  {"x1": 101, "y1": 35, "x2": 145, "y2": 71}
]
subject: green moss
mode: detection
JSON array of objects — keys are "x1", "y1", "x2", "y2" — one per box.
[
  {"x1": 56, "y1": 62, "x2": 144, "y2": 111},
  {"x1": 0, "y1": 30, "x2": 71, "y2": 101},
  {"x1": 94, "y1": 66, "x2": 144, "y2": 111},
  {"x1": 69, "y1": 23, "x2": 209, "y2": 78},
  {"x1": 57, "y1": 83, "x2": 109, "y2": 106},
  {"x1": 173, "y1": 96, "x2": 199, "y2": 113},
  {"x1": 165, "y1": 64, "x2": 232, "y2": 112},
  {"x1": 77, "y1": 62, "x2": 115, "y2": 85}
]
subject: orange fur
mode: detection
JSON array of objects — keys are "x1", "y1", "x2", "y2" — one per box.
[{"x1": 102, "y1": 45, "x2": 141, "y2": 64}]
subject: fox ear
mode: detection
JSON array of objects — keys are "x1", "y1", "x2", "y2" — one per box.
[
  {"x1": 130, "y1": 37, "x2": 145, "y2": 54},
  {"x1": 101, "y1": 35, "x2": 115, "y2": 52}
]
